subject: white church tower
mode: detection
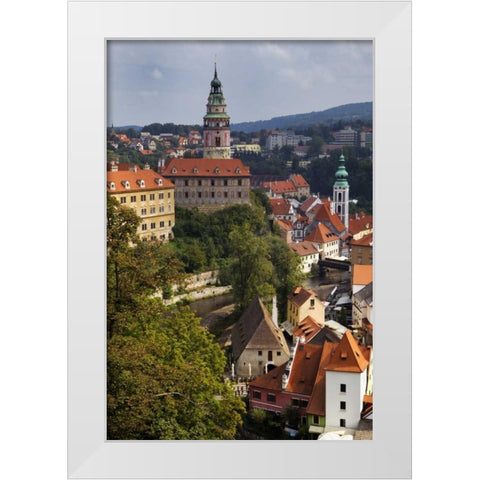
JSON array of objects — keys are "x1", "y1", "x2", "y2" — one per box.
[{"x1": 331, "y1": 152, "x2": 350, "y2": 230}]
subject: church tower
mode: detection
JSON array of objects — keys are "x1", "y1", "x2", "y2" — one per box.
[
  {"x1": 331, "y1": 152, "x2": 350, "y2": 230},
  {"x1": 202, "y1": 63, "x2": 231, "y2": 159}
]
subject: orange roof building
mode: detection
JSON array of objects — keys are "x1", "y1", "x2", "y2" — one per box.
[
  {"x1": 107, "y1": 163, "x2": 175, "y2": 242},
  {"x1": 352, "y1": 264, "x2": 373, "y2": 294}
]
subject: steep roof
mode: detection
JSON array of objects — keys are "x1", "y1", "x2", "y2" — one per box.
[
  {"x1": 275, "y1": 218, "x2": 295, "y2": 232},
  {"x1": 324, "y1": 330, "x2": 369, "y2": 373},
  {"x1": 352, "y1": 264, "x2": 373, "y2": 286},
  {"x1": 306, "y1": 342, "x2": 336, "y2": 416},
  {"x1": 231, "y1": 297, "x2": 289, "y2": 361},
  {"x1": 290, "y1": 174, "x2": 310, "y2": 187},
  {"x1": 285, "y1": 343, "x2": 324, "y2": 395},
  {"x1": 308, "y1": 324, "x2": 343, "y2": 346},
  {"x1": 288, "y1": 241, "x2": 319, "y2": 257},
  {"x1": 106, "y1": 168, "x2": 174, "y2": 193},
  {"x1": 300, "y1": 196, "x2": 321, "y2": 213},
  {"x1": 292, "y1": 316, "x2": 323, "y2": 342},
  {"x1": 287, "y1": 286, "x2": 318, "y2": 307},
  {"x1": 270, "y1": 197, "x2": 293, "y2": 216},
  {"x1": 354, "y1": 281, "x2": 373, "y2": 305},
  {"x1": 314, "y1": 203, "x2": 346, "y2": 234},
  {"x1": 162, "y1": 157, "x2": 250, "y2": 177},
  {"x1": 305, "y1": 223, "x2": 339, "y2": 244}
]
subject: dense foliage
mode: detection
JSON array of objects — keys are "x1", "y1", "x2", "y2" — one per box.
[{"x1": 107, "y1": 196, "x2": 245, "y2": 439}]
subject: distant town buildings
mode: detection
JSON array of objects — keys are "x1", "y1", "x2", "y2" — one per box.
[{"x1": 266, "y1": 130, "x2": 312, "y2": 151}]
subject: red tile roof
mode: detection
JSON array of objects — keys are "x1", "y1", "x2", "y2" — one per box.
[
  {"x1": 162, "y1": 157, "x2": 250, "y2": 177},
  {"x1": 275, "y1": 218, "x2": 295, "y2": 232},
  {"x1": 287, "y1": 286, "x2": 318, "y2": 307},
  {"x1": 350, "y1": 233, "x2": 373, "y2": 247},
  {"x1": 290, "y1": 174, "x2": 309, "y2": 187},
  {"x1": 305, "y1": 223, "x2": 339, "y2": 244},
  {"x1": 352, "y1": 264, "x2": 373, "y2": 286},
  {"x1": 285, "y1": 343, "x2": 324, "y2": 395},
  {"x1": 107, "y1": 168, "x2": 174, "y2": 192},
  {"x1": 314, "y1": 203, "x2": 346, "y2": 233},
  {"x1": 292, "y1": 316, "x2": 323, "y2": 342},
  {"x1": 325, "y1": 330, "x2": 369, "y2": 373},
  {"x1": 288, "y1": 241, "x2": 319, "y2": 257},
  {"x1": 263, "y1": 180, "x2": 297, "y2": 194},
  {"x1": 269, "y1": 197, "x2": 292, "y2": 216},
  {"x1": 300, "y1": 196, "x2": 321, "y2": 212},
  {"x1": 349, "y1": 213, "x2": 373, "y2": 235}
]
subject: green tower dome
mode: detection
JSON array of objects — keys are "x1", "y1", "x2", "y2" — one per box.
[
  {"x1": 210, "y1": 64, "x2": 222, "y2": 91},
  {"x1": 334, "y1": 153, "x2": 349, "y2": 187}
]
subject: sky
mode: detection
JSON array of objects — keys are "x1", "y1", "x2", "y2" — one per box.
[{"x1": 107, "y1": 40, "x2": 373, "y2": 127}]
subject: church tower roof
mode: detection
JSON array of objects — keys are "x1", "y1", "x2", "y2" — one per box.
[{"x1": 334, "y1": 152, "x2": 349, "y2": 187}]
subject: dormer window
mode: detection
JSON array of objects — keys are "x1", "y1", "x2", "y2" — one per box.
[
  {"x1": 171, "y1": 167, "x2": 177, "y2": 173},
  {"x1": 235, "y1": 167, "x2": 241, "y2": 174},
  {"x1": 214, "y1": 167, "x2": 220, "y2": 174},
  {"x1": 137, "y1": 179, "x2": 145, "y2": 188},
  {"x1": 121, "y1": 180, "x2": 130, "y2": 189},
  {"x1": 108, "y1": 182, "x2": 115, "y2": 190},
  {"x1": 193, "y1": 167, "x2": 199, "y2": 174},
  {"x1": 155, "y1": 178, "x2": 163, "y2": 186}
]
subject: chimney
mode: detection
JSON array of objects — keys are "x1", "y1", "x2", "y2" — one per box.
[
  {"x1": 143, "y1": 163, "x2": 150, "y2": 170},
  {"x1": 272, "y1": 296, "x2": 278, "y2": 327}
]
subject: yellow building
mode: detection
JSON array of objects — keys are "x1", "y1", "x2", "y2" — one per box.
[
  {"x1": 107, "y1": 163, "x2": 175, "y2": 242},
  {"x1": 282, "y1": 286, "x2": 325, "y2": 335},
  {"x1": 232, "y1": 144, "x2": 261, "y2": 154}
]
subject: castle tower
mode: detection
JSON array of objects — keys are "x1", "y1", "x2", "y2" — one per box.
[
  {"x1": 331, "y1": 152, "x2": 350, "y2": 230},
  {"x1": 202, "y1": 63, "x2": 231, "y2": 159}
]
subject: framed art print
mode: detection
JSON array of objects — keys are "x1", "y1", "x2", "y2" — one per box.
[{"x1": 68, "y1": 1, "x2": 411, "y2": 478}]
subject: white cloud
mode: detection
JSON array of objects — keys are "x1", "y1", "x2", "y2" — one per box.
[{"x1": 152, "y1": 68, "x2": 163, "y2": 80}]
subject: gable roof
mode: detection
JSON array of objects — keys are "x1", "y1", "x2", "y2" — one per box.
[
  {"x1": 300, "y1": 196, "x2": 321, "y2": 213},
  {"x1": 314, "y1": 203, "x2": 346, "y2": 234},
  {"x1": 231, "y1": 297, "x2": 289, "y2": 361},
  {"x1": 288, "y1": 241, "x2": 319, "y2": 257},
  {"x1": 290, "y1": 174, "x2": 309, "y2": 187},
  {"x1": 162, "y1": 157, "x2": 250, "y2": 177},
  {"x1": 285, "y1": 343, "x2": 324, "y2": 395},
  {"x1": 292, "y1": 316, "x2": 323, "y2": 342},
  {"x1": 263, "y1": 179, "x2": 297, "y2": 194},
  {"x1": 269, "y1": 197, "x2": 293, "y2": 216},
  {"x1": 325, "y1": 330, "x2": 369, "y2": 373},
  {"x1": 354, "y1": 281, "x2": 373, "y2": 305},
  {"x1": 287, "y1": 286, "x2": 318, "y2": 307},
  {"x1": 305, "y1": 223, "x2": 339, "y2": 244},
  {"x1": 352, "y1": 264, "x2": 373, "y2": 286},
  {"x1": 348, "y1": 213, "x2": 373, "y2": 235},
  {"x1": 275, "y1": 218, "x2": 295, "y2": 232}
]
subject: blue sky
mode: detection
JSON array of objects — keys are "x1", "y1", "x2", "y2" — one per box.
[{"x1": 107, "y1": 40, "x2": 373, "y2": 127}]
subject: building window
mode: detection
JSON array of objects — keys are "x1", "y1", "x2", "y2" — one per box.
[
  {"x1": 141, "y1": 224, "x2": 147, "y2": 231},
  {"x1": 130, "y1": 196, "x2": 136, "y2": 202},
  {"x1": 277, "y1": 351, "x2": 281, "y2": 356},
  {"x1": 211, "y1": 180, "x2": 215, "y2": 186},
  {"x1": 140, "y1": 208, "x2": 147, "y2": 216},
  {"x1": 258, "y1": 351, "x2": 262, "y2": 356},
  {"x1": 340, "y1": 419, "x2": 346, "y2": 427},
  {"x1": 120, "y1": 197, "x2": 126, "y2": 204},
  {"x1": 150, "y1": 207, "x2": 155, "y2": 214},
  {"x1": 168, "y1": 220, "x2": 171, "y2": 226},
  {"x1": 267, "y1": 393, "x2": 276, "y2": 403},
  {"x1": 140, "y1": 194, "x2": 146, "y2": 202},
  {"x1": 340, "y1": 384, "x2": 346, "y2": 393},
  {"x1": 150, "y1": 194, "x2": 155, "y2": 200},
  {"x1": 340, "y1": 401, "x2": 346, "y2": 410},
  {"x1": 237, "y1": 192, "x2": 241, "y2": 198},
  {"x1": 310, "y1": 299, "x2": 315, "y2": 308},
  {"x1": 159, "y1": 206, "x2": 164, "y2": 213},
  {"x1": 160, "y1": 221, "x2": 165, "y2": 228},
  {"x1": 168, "y1": 192, "x2": 171, "y2": 198},
  {"x1": 300, "y1": 400, "x2": 309, "y2": 408},
  {"x1": 211, "y1": 192, "x2": 215, "y2": 198},
  {"x1": 224, "y1": 180, "x2": 228, "y2": 186},
  {"x1": 150, "y1": 223, "x2": 156, "y2": 229},
  {"x1": 185, "y1": 192, "x2": 189, "y2": 198},
  {"x1": 253, "y1": 391, "x2": 261, "y2": 400},
  {"x1": 224, "y1": 192, "x2": 228, "y2": 198},
  {"x1": 313, "y1": 415, "x2": 319, "y2": 424},
  {"x1": 198, "y1": 192, "x2": 202, "y2": 198},
  {"x1": 159, "y1": 193, "x2": 164, "y2": 200},
  {"x1": 292, "y1": 399, "x2": 299, "y2": 407}
]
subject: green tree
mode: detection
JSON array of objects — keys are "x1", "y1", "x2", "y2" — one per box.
[
  {"x1": 227, "y1": 227, "x2": 275, "y2": 312},
  {"x1": 107, "y1": 297, "x2": 245, "y2": 439}
]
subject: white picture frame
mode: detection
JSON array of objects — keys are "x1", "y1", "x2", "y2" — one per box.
[{"x1": 68, "y1": 1, "x2": 411, "y2": 478}]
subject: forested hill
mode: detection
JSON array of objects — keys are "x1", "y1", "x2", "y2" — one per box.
[{"x1": 231, "y1": 102, "x2": 373, "y2": 133}]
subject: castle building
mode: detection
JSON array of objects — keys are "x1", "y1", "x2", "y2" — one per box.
[{"x1": 160, "y1": 64, "x2": 251, "y2": 213}]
